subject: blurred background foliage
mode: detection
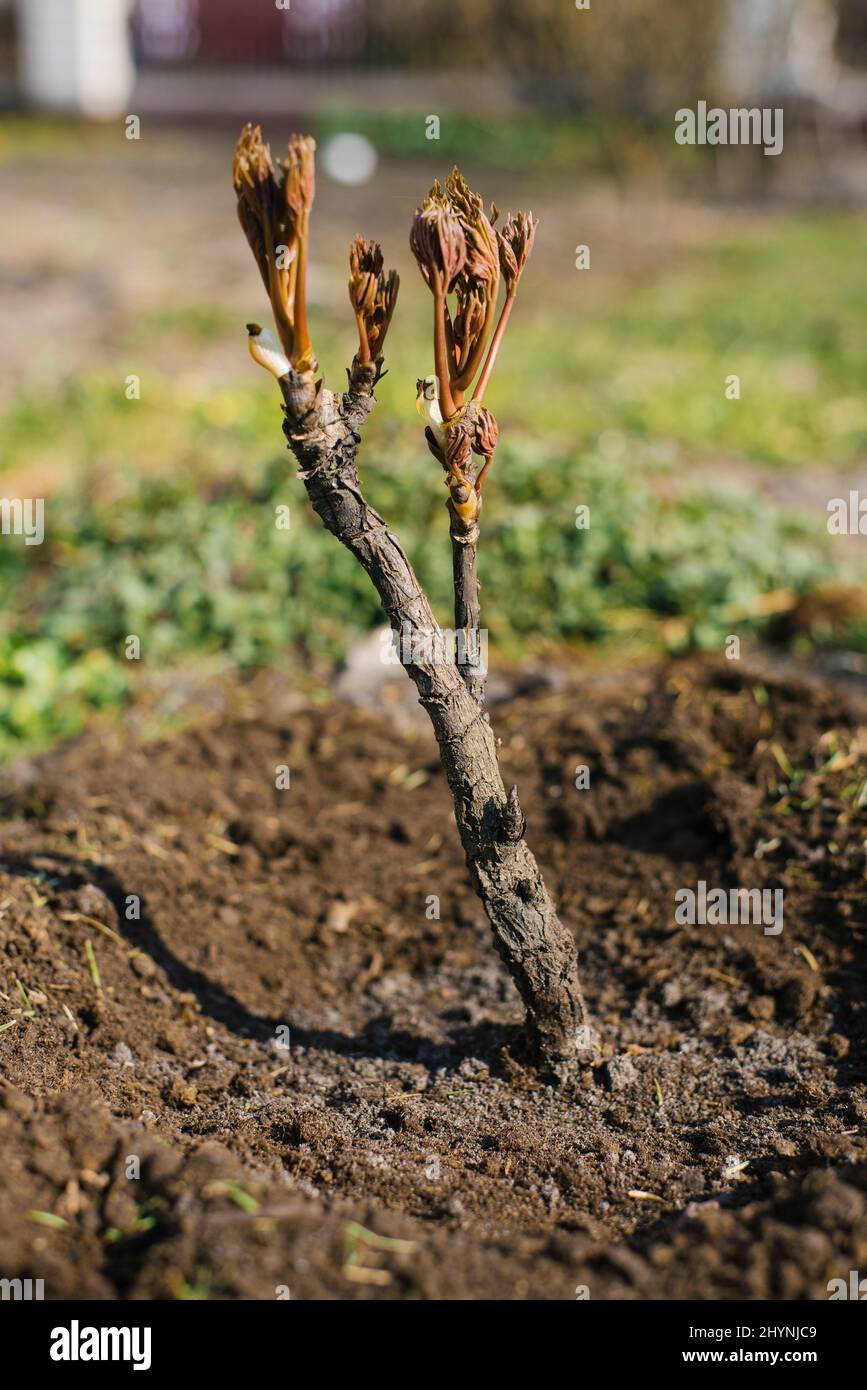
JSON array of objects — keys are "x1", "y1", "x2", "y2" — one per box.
[{"x1": 365, "y1": 0, "x2": 720, "y2": 114}]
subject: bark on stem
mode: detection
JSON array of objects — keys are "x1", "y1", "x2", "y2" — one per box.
[
  {"x1": 278, "y1": 361, "x2": 593, "y2": 1078},
  {"x1": 450, "y1": 515, "x2": 485, "y2": 705}
]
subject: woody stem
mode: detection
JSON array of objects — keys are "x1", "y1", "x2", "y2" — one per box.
[
  {"x1": 277, "y1": 362, "x2": 593, "y2": 1080},
  {"x1": 450, "y1": 511, "x2": 485, "y2": 704}
]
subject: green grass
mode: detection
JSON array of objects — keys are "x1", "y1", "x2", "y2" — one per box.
[
  {"x1": 1, "y1": 209, "x2": 865, "y2": 759},
  {"x1": 506, "y1": 214, "x2": 867, "y2": 465},
  {"x1": 315, "y1": 105, "x2": 651, "y2": 177},
  {"x1": 0, "y1": 400, "x2": 852, "y2": 760}
]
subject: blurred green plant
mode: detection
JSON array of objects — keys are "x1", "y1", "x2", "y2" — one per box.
[
  {"x1": 0, "y1": 406, "x2": 853, "y2": 760},
  {"x1": 1, "y1": 209, "x2": 865, "y2": 759},
  {"x1": 316, "y1": 105, "x2": 640, "y2": 176},
  {"x1": 362, "y1": 0, "x2": 717, "y2": 116}
]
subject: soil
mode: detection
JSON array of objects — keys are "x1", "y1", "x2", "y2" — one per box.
[{"x1": 1, "y1": 657, "x2": 865, "y2": 1301}]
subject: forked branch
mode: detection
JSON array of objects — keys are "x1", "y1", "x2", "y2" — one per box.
[{"x1": 233, "y1": 126, "x2": 592, "y2": 1079}]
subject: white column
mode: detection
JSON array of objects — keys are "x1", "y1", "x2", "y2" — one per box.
[{"x1": 16, "y1": 0, "x2": 135, "y2": 118}]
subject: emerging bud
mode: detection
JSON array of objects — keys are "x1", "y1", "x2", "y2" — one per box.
[
  {"x1": 281, "y1": 134, "x2": 316, "y2": 222},
  {"x1": 445, "y1": 168, "x2": 500, "y2": 288},
  {"x1": 233, "y1": 123, "x2": 282, "y2": 296},
  {"x1": 410, "y1": 190, "x2": 466, "y2": 293},
  {"x1": 473, "y1": 404, "x2": 499, "y2": 458},
  {"x1": 411, "y1": 164, "x2": 534, "y2": 416},
  {"x1": 349, "y1": 235, "x2": 382, "y2": 317},
  {"x1": 444, "y1": 424, "x2": 481, "y2": 531},
  {"x1": 497, "y1": 211, "x2": 538, "y2": 293},
  {"x1": 445, "y1": 423, "x2": 473, "y2": 474},
  {"x1": 348, "y1": 235, "x2": 399, "y2": 364},
  {"x1": 246, "y1": 322, "x2": 291, "y2": 380},
  {"x1": 451, "y1": 280, "x2": 489, "y2": 374},
  {"x1": 232, "y1": 124, "x2": 317, "y2": 372}
]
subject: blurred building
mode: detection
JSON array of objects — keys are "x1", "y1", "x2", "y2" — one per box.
[
  {"x1": 720, "y1": 0, "x2": 867, "y2": 121},
  {"x1": 13, "y1": 0, "x2": 135, "y2": 118},
  {"x1": 2, "y1": 0, "x2": 867, "y2": 126},
  {"x1": 133, "y1": 0, "x2": 365, "y2": 65}
]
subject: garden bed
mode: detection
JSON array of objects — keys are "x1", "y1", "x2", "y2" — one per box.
[{"x1": 0, "y1": 658, "x2": 865, "y2": 1299}]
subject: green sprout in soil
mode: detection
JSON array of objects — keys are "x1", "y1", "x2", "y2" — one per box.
[
  {"x1": 29, "y1": 1210, "x2": 70, "y2": 1231},
  {"x1": 221, "y1": 1180, "x2": 259, "y2": 1215},
  {"x1": 83, "y1": 938, "x2": 102, "y2": 994},
  {"x1": 342, "y1": 1221, "x2": 417, "y2": 1285}
]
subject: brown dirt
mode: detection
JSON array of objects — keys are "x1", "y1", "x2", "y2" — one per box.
[{"x1": 1, "y1": 658, "x2": 866, "y2": 1300}]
